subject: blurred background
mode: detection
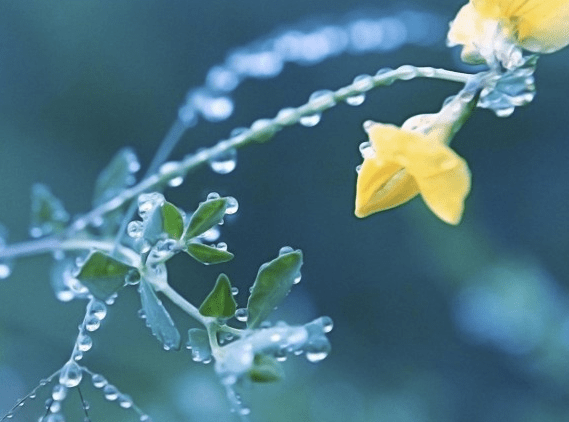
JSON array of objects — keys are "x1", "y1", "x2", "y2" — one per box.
[{"x1": 1, "y1": 0, "x2": 569, "y2": 421}]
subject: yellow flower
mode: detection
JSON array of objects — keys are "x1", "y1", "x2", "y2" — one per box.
[
  {"x1": 354, "y1": 96, "x2": 475, "y2": 225},
  {"x1": 448, "y1": 0, "x2": 569, "y2": 67}
]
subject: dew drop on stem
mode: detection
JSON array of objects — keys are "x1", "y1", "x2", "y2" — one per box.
[
  {"x1": 59, "y1": 360, "x2": 83, "y2": 388},
  {"x1": 208, "y1": 148, "x2": 237, "y2": 174}
]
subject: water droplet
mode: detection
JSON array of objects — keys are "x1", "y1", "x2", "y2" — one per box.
[
  {"x1": 137, "y1": 309, "x2": 146, "y2": 319},
  {"x1": 216, "y1": 242, "x2": 228, "y2": 251},
  {"x1": 59, "y1": 360, "x2": 82, "y2": 388},
  {"x1": 103, "y1": 384, "x2": 119, "y2": 401},
  {"x1": 305, "y1": 336, "x2": 331, "y2": 362},
  {"x1": 77, "y1": 334, "x2": 93, "y2": 352},
  {"x1": 105, "y1": 293, "x2": 118, "y2": 305},
  {"x1": 250, "y1": 119, "x2": 277, "y2": 143},
  {"x1": 309, "y1": 90, "x2": 336, "y2": 109},
  {"x1": 140, "y1": 415, "x2": 152, "y2": 422},
  {"x1": 207, "y1": 192, "x2": 221, "y2": 201},
  {"x1": 73, "y1": 351, "x2": 83, "y2": 361},
  {"x1": 199, "y1": 95, "x2": 234, "y2": 122},
  {"x1": 397, "y1": 65, "x2": 417, "y2": 80},
  {"x1": 89, "y1": 300, "x2": 107, "y2": 320},
  {"x1": 200, "y1": 226, "x2": 220, "y2": 242},
  {"x1": 91, "y1": 373, "x2": 107, "y2": 388},
  {"x1": 127, "y1": 221, "x2": 144, "y2": 239},
  {"x1": 85, "y1": 315, "x2": 100, "y2": 332},
  {"x1": 345, "y1": 93, "x2": 366, "y2": 106},
  {"x1": 208, "y1": 148, "x2": 237, "y2": 174},
  {"x1": 293, "y1": 272, "x2": 302, "y2": 285},
  {"x1": 231, "y1": 286, "x2": 239, "y2": 296},
  {"x1": 279, "y1": 246, "x2": 294, "y2": 256},
  {"x1": 125, "y1": 269, "x2": 141, "y2": 285},
  {"x1": 319, "y1": 316, "x2": 334, "y2": 333},
  {"x1": 235, "y1": 308, "x2": 248, "y2": 322},
  {"x1": 168, "y1": 176, "x2": 184, "y2": 187},
  {"x1": 239, "y1": 407, "x2": 251, "y2": 416},
  {"x1": 138, "y1": 193, "x2": 165, "y2": 220},
  {"x1": 0, "y1": 260, "x2": 13, "y2": 279},
  {"x1": 352, "y1": 74, "x2": 374, "y2": 92},
  {"x1": 118, "y1": 394, "x2": 133, "y2": 409},
  {"x1": 45, "y1": 412, "x2": 64, "y2": 422},
  {"x1": 355, "y1": 165, "x2": 362, "y2": 174},
  {"x1": 495, "y1": 107, "x2": 515, "y2": 117},
  {"x1": 274, "y1": 108, "x2": 299, "y2": 128},
  {"x1": 225, "y1": 196, "x2": 239, "y2": 215},
  {"x1": 52, "y1": 384, "x2": 67, "y2": 401},
  {"x1": 299, "y1": 113, "x2": 321, "y2": 127},
  {"x1": 363, "y1": 120, "x2": 375, "y2": 132},
  {"x1": 375, "y1": 67, "x2": 395, "y2": 85},
  {"x1": 359, "y1": 141, "x2": 375, "y2": 159}
]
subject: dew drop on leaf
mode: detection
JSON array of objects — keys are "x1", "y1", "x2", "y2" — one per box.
[{"x1": 235, "y1": 308, "x2": 248, "y2": 322}]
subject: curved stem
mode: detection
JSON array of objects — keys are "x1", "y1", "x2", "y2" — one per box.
[
  {"x1": 67, "y1": 65, "x2": 473, "y2": 230},
  {"x1": 158, "y1": 283, "x2": 210, "y2": 326},
  {"x1": 1, "y1": 237, "x2": 141, "y2": 267},
  {"x1": 1, "y1": 65, "x2": 474, "y2": 262}
]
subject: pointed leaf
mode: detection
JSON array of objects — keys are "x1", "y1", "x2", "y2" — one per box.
[
  {"x1": 186, "y1": 242, "x2": 234, "y2": 265},
  {"x1": 76, "y1": 251, "x2": 134, "y2": 300},
  {"x1": 199, "y1": 273, "x2": 237, "y2": 318},
  {"x1": 30, "y1": 184, "x2": 69, "y2": 238},
  {"x1": 138, "y1": 279, "x2": 181, "y2": 350},
  {"x1": 186, "y1": 328, "x2": 212, "y2": 362},
  {"x1": 184, "y1": 198, "x2": 228, "y2": 240},
  {"x1": 161, "y1": 202, "x2": 184, "y2": 240},
  {"x1": 93, "y1": 147, "x2": 139, "y2": 206},
  {"x1": 248, "y1": 354, "x2": 284, "y2": 383},
  {"x1": 247, "y1": 250, "x2": 303, "y2": 328},
  {"x1": 143, "y1": 201, "x2": 184, "y2": 243}
]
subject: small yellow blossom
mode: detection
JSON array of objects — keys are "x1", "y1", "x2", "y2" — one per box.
[
  {"x1": 354, "y1": 95, "x2": 476, "y2": 225},
  {"x1": 448, "y1": 0, "x2": 569, "y2": 66}
]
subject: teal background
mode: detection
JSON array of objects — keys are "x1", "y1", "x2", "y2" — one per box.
[{"x1": 1, "y1": 1, "x2": 569, "y2": 421}]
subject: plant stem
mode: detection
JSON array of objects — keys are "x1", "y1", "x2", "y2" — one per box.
[
  {"x1": 0, "y1": 237, "x2": 141, "y2": 267},
  {"x1": 1, "y1": 65, "x2": 474, "y2": 261},
  {"x1": 158, "y1": 283, "x2": 210, "y2": 326}
]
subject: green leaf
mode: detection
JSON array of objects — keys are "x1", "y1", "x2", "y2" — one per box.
[
  {"x1": 184, "y1": 198, "x2": 228, "y2": 240},
  {"x1": 248, "y1": 354, "x2": 284, "y2": 383},
  {"x1": 143, "y1": 201, "x2": 184, "y2": 243},
  {"x1": 186, "y1": 242, "x2": 234, "y2": 265},
  {"x1": 30, "y1": 184, "x2": 69, "y2": 237},
  {"x1": 161, "y1": 202, "x2": 184, "y2": 240},
  {"x1": 246, "y1": 249, "x2": 303, "y2": 328},
  {"x1": 139, "y1": 278, "x2": 181, "y2": 350},
  {"x1": 93, "y1": 148, "x2": 139, "y2": 207},
  {"x1": 199, "y1": 273, "x2": 237, "y2": 318},
  {"x1": 76, "y1": 251, "x2": 134, "y2": 300}
]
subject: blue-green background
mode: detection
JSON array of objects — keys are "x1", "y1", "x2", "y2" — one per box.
[{"x1": 1, "y1": 1, "x2": 569, "y2": 421}]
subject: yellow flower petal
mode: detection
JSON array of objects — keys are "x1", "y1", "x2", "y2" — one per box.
[
  {"x1": 411, "y1": 151, "x2": 471, "y2": 225},
  {"x1": 360, "y1": 122, "x2": 471, "y2": 224},
  {"x1": 474, "y1": 0, "x2": 569, "y2": 52},
  {"x1": 354, "y1": 158, "x2": 419, "y2": 218},
  {"x1": 449, "y1": 0, "x2": 569, "y2": 65}
]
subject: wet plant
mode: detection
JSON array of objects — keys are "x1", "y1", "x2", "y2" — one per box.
[{"x1": 1, "y1": 1, "x2": 568, "y2": 421}]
